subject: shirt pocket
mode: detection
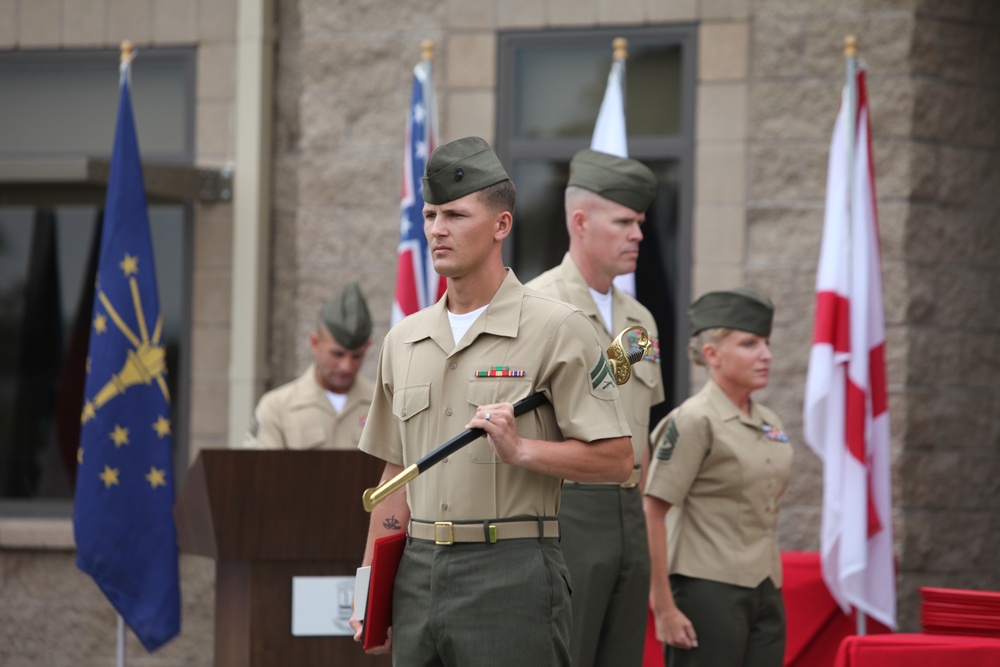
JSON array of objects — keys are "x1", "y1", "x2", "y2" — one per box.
[
  {"x1": 392, "y1": 384, "x2": 431, "y2": 459},
  {"x1": 465, "y1": 378, "x2": 534, "y2": 464}
]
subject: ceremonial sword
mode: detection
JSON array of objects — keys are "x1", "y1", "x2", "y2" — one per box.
[{"x1": 362, "y1": 325, "x2": 653, "y2": 512}]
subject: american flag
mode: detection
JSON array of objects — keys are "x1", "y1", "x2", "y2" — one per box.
[{"x1": 392, "y1": 56, "x2": 445, "y2": 324}]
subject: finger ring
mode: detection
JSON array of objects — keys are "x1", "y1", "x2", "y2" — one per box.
[{"x1": 485, "y1": 413, "x2": 491, "y2": 422}]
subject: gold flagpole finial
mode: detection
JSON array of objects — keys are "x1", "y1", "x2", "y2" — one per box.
[
  {"x1": 612, "y1": 37, "x2": 628, "y2": 61},
  {"x1": 421, "y1": 39, "x2": 434, "y2": 61},
  {"x1": 120, "y1": 40, "x2": 134, "y2": 64},
  {"x1": 843, "y1": 35, "x2": 858, "y2": 58}
]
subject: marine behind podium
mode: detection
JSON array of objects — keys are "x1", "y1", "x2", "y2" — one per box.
[{"x1": 240, "y1": 282, "x2": 375, "y2": 450}]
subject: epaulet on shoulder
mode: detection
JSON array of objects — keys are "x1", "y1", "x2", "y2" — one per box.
[{"x1": 522, "y1": 284, "x2": 580, "y2": 314}]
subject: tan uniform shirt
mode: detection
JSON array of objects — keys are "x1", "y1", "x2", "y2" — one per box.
[
  {"x1": 358, "y1": 269, "x2": 631, "y2": 522},
  {"x1": 241, "y1": 366, "x2": 375, "y2": 450},
  {"x1": 645, "y1": 380, "x2": 793, "y2": 587},
  {"x1": 528, "y1": 252, "x2": 665, "y2": 464}
]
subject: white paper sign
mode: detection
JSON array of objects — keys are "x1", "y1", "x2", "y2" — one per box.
[{"x1": 291, "y1": 576, "x2": 356, "y2": 636}]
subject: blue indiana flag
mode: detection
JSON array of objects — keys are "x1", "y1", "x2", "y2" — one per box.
[{"x1": 72, "y1": 53, "x2": 181, "y2": 653}]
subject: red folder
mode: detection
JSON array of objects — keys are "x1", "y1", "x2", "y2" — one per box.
[{"x1": 362, "y1": 532, "x2": 407, "y2": 650}]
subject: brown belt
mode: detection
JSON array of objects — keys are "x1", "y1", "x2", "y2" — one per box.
[{"x1": 408, "y1": 518, "x2": 559, "y2": 545}]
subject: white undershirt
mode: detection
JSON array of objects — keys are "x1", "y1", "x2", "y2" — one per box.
[
  {"x1": 589, "y1": 287, "x2": 614, "y2": 334},
  {"x1": 448, "y1": 305, "x2": 489, "y2": 346},
  {"x1": 325, "y1": 390, "x2": 347, "y2": 413}
]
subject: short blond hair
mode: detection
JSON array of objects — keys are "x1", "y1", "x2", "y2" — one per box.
[{"x1": 688, "y1": 327, "x2": 733, "y2": 367}]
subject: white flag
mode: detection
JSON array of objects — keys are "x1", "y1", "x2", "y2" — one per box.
[
  {"x1": 803, "y1": 67, "x2": 897, "y2": 630},
  {"x1": 590, "y1": 57, "x2": 635, "y2": 297}
]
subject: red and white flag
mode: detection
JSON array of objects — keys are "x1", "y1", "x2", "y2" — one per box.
[
  {"x1": 804, "y1": 67, "x2": 897, "y2": 630},
  {"x1": 392, "y1": 54, "x2": 445, "y2": 324}
]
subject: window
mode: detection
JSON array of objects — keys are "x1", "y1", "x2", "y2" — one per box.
[
  {"x1": 0, "y1": 49, "x2": 194, "y2": 512},
  {"x1": 497, "y1": 26, "x2": 696, "y2": 417}
]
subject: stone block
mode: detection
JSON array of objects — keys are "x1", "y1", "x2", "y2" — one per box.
[
  {"x1": 189, "y1": 327, "x2": 231, "y2": 380},
  {"x1": 753, "y1": 0, "x2": 862, "y2": 16},
  {"x1": 695, "y1": 143, "x2": 746, "y2": 203},
  {"x1": 867, "y1": 78, "x2": 916, "y2": 142},
  {"x1": 299, "y1": 37, "x2": 410, "y2": 97},
  {"x1": 972, "y1": 209, "x2": 1000, "y2": 269},
  {"x1": 192, "y1": 269, "x2": 232, "y2": 325},
  {"x1": 746, "y1": 207, "x2": 823, "y2": 265},
  {"x1": 196, "y1": 43, "x2": 236, "y2": 101},
  {"x1": 187, "y1": 377, "x2": 230, "y2": 436},
  {"x1": 0, "y1": 0, "x2": 15, "y2": 47},
  {"x1": 749, "y1": 80, "x2": 838, "y2": 142},
  {"x1": 697, "y1": 83, "x2": 748, "y2": 142},
  {"x1": 902, "y1": 388, "x2": 997, "y2": 450},
  {"x1": 938, "y1": 146, "x2": 1000, "y2": 209},
  {"x1": 18, "y1": 0, "x2": 61, "y2": 47},
  {"x1": 876, "y1": 202, "x2": 907, "y2": 263},
  {"x1": 298, "y1": 89, "x2": 351, "y2": 151},
  {"x1": 296, "y1": 149, "x2": 396, "y2": 208},
  {"x1": 964, "y1": 331, "x2": 1000, "y2": 390},
  {"x1": 647, "y1": 0, "x2": 697, "y2": 22},
  {"x1": 195, "y1": 101, "x2": 233, "y2": 162},
  {"x1": 0, "y1": 598, "x2": 50, "y2": 661},
  {"x1": 152, "y1": 0, "x2": 196, "y2": 44},
  {"x1": 912, "y1": 16, "x2": 987, "y2": 84},
  {"x1": 192, "y1": 206, "x2": 234, "y2": 270},
  {"x1": 348, "y1": 92, "x2": 409, "y2": 149},
  {"x1": 701, "y1": 0, "x2": 750, "y2": 20},
  {"x1": 912, "y1": 79, "x2": 978, "y2": 145},
  {"x1": 881, "y1": 261, "x2": 908, "y2": 329},
  {"x1": 903, "y1": 205, "x2": 967, "y2": 266},
  {"x1": 549, "y1": 0, "x2": 597, "y2": 26},
  {"x1": 900, "y1": 450, "x2": 1000, "y2": 511},
  {"x1": 905, "y1": 327, "x2": 967, "y2": 387},
  {"x1": 268, "y1": 266, "x2": 302, "y2": 379},
  {"x1": 443, "y1": 89, "x2": 497, "y2": 144},
  {"x1": 446, "y1": 0, "x2": 496, "y2": 29},
  {"x1": 597, "y1": 0, "x2": 645, "y2": 24},
  {"x1": 775, "y1": 505, "x2": 821, "y2": 552},
  {"x1": 299, "y1": 0, "x2": 442, "y2": 33},
  {"x1": 694, "y1": 204, "x2": 746, "y2": 264},
  {"x1": 48, "y1": 602, "x2": 122, "y2": 659},
  {"x1": 447, "y1": 32, "x2": 496, "y2": 89},
  {"x1": 691, "y1": 264, "x2": 744, "y2": 296},
  {"x1": 108, "y1": 0, "x2": 152, "y2": 47},
  {"x1": 747, "y1": 141, "x2": 829, "y2": 202},
  {"x1": 198, "y1": 0, "x2": 237, "y2": 42},
  {"x1": 62, "y1": 0, "x2": 108, "y2": 47},
  {"x1": 699, "y1": 22, "x2": 749, "y2": 82},
  {"x1": 898, "y1": 509, "x2": 992, "y2": 572},
  {"x1": 872, "y1": 139, "x2": 918, "y2": 200},
  {"x1": 497, "y1": 0, "x2": 546, "y2": 28},
  {"x1": 273, "y1": 157, "x2": 301, "y2": 212}
]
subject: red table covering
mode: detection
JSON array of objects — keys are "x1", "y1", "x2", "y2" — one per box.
[
  {"x1": 834, "y1": 633, "x2": 1000, "y2": 667},
  {"x1": 643, "y1": 551, "x2": 890, "y2": 667}
]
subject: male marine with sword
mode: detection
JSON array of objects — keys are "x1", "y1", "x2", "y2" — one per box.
[{"x1": 350, "y1": 136, "x2": 636, "y2": 667}]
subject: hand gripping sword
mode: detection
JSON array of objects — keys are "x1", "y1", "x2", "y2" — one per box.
[{"x1": 362, "y1": 325, "x2": 654, "y2": 512}]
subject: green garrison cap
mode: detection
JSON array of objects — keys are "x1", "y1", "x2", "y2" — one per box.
[
  {"x1": 321, "y1": 282, "x2": 372, "y2": 350},
  {"x1": 567, "y1": 149, "x2": 657, "y2": 212},
  {"x1": 688, "y1": 287, "x2": 774, "y2": 337},
  {"x1": 422, "y1": 136, "x2": 510, "y2": 205}
]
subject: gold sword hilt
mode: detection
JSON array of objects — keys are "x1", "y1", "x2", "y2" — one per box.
[{"x1": 606, "y1": 325, "x2": 652, "y2": 386}]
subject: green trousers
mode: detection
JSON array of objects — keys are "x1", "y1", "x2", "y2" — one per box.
[
  {"x1": 391, "y1": 536, "x2": 572, "y2": 667},
  {"x1": 559, "y1": 484, "x2": 650, "y2": 667},
  {"x1": 665, "y1": 575, "x2": 785, "y2": 667}
]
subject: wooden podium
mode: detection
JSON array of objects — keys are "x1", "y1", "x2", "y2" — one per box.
[{"x1": 174, "y1": 449, "x2": 391, "y2": 666}]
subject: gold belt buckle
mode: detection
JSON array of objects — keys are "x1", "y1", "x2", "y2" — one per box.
[
  {"x1": 621, "y1": 468, "x2": 640, "y2": 489},
  {"x1": 434, "y1": 521, "x2": 455, "y2": 545}
]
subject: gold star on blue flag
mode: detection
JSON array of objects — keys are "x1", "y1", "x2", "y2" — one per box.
[{"x1": 72, "y1": 50, "x2": 181, "y2": 653}]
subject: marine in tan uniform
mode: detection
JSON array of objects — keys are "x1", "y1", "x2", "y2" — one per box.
[
  {"x1": 527, "y1": 149, "x2": 664, "y2": 667},
  {"x1": 644, "y1": 288, "x2": 793, "y2": 667},
  {"x1": 349, "y1": 136, "x2": 634, "y2": 667},
  {"x1": 241, "y1": 282, "x2": 374, "y2": 450}
]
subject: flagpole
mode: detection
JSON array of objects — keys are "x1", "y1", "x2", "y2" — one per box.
[
  {"x1": 117, "y1": 613, "x2": 126, "y2": 667},
  {"x1": 843, "y1": 34, "x2": 868, "y2": 638}
]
